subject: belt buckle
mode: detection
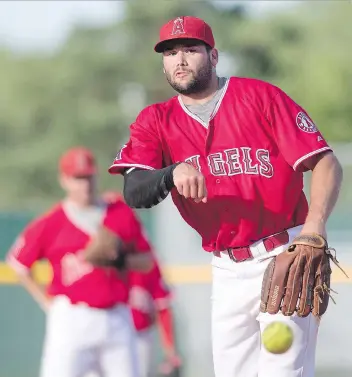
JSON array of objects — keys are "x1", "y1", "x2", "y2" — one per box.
[
  {"x1": 227, "y1": 248, "x2": 249, "y2": 263},
  {"x1": 227, "y1": 247, "x2": 253, "y2": 263},
  {"x1": 227, "y1": 248, "x2": 238, "y2": 262}
]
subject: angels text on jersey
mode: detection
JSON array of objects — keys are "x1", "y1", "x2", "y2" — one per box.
[{"x1": 185, "y1": 147, "x2": 274, "y2": 178}]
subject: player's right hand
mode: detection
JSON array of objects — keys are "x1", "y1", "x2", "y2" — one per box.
[
  {"x1": 158, "y1": 354, "x2": 182, "y2": 375},
  {"x1": 173, "y1": 162, "x2": 207, "y2": 203}
]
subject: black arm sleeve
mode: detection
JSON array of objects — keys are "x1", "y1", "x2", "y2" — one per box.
[{"x1": 123, "y1": 163, "x2": 180, "y2": 209}]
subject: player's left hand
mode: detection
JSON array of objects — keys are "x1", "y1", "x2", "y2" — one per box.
[{"x1": 260, "y1": 233, "x2": 348, "y2": 318}]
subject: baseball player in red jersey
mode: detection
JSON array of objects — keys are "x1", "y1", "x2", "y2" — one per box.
[
  {"x1": 107, "y1": 16, "x2": 343, "y2": 377},
  {"x1": 128, "y1": 260, "x2": 181, "y2": 377},
  {"x1": 6, "y1": 147, "x2": 153, "y2": 377},
  {"x1": 101, "y1": 191, "x2": 182, "y2": 377}
]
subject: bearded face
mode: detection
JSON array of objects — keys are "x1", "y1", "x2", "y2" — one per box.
[{"x1": 162, "y1": 41, "x2": 214, "y2": 95}]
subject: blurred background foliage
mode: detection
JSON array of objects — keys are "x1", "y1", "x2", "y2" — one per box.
[{"x1": 0, "y1": 0, "x2": 351, "y2": 210}]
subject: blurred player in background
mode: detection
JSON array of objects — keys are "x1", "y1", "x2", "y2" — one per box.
[
  {"x1": 6, "y1": 147, "x2": 152, "y2": 377},
  {"x1": 128, "y1": 258, "x2": 182, "y2": 377},
  {"x1": 102, "y1": 191, "x2": 182, "y2": 377}
]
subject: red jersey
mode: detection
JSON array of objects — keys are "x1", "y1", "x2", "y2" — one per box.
[
  {"x1": 109, "y1": 77, "x2": 332, "y2": 252},
  {"x1": 7, "y1": 200, "x2": 151, "y2": 309},
  {"x1": 128, "y1": 259, "x2": 171, "y2": 332}
]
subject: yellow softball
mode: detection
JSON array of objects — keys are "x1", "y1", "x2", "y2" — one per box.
[{"x1": 262, "y1": 321, "x2": 294, "y2": 354}]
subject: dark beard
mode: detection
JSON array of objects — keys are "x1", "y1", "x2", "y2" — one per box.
[{"x1": 166, "y1": 59, "x2": 213, "y2": 95}]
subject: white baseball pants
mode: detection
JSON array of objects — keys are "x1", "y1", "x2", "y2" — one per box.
[
  {"x1": 39, "y1": 296, "x2": 140, "y2": 377},
  {"x1": 135, "y1": 327, "x2": 154, "y2": 377},
  {"x1": 211, "y1": 225, "x2": 320, "y2": 377}
]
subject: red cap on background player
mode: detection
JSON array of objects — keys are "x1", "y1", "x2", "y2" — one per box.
[
  {"x1": 154, "y1": 16, "x2": 215, "y2": 53},
  {"x1": 59, "y1": 147, "x2": 96, "y2": 177}
]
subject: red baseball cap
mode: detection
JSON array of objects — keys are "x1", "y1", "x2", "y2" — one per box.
[
  {"x1": 154, "y1": 16, "x2": 215, "y2": 53},
  {"x1": 59, "y1": 147, "x2": 96, "y2": 177}
]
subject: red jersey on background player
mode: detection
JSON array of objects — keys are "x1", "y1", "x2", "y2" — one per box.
[
  {"x1": 107, "y1": 16, "x2": 343, "y2": 377},
  {"x1": 128, "y1": 261, "x2": 182, "y2": 377},
  {"x1": 7, "y1": 147, "x2": 151, "y2": 377},
  {"x1": 102, "y1": 191, "x2": 182, "y2": 377}
]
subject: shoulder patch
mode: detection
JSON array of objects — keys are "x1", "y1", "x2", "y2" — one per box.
[{"x1": 296, "y1": 112, "x2": 317, "y2": 133}]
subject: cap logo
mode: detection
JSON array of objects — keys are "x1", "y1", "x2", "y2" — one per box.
[
  {"x1": 76, "y1": 153, "x2": 88, "y2": 169},
  {"x1": 171, "y1": 17, "x2": 185, "y2": 36}
]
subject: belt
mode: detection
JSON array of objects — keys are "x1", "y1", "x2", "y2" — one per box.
[{"x1": 214, "y1": 230, "x2": 289, "y2": 263}]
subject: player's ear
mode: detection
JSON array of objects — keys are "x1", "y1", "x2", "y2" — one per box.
[
  {"x1": 210, "y1": 48, "x2": 219, "y2": 68},
  {"x1": 58, "y1": 174, "x2": 68, "y2": 191}
]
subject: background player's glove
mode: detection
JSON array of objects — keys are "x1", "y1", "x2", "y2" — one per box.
[
  {"x1": 260, "y1": 233, "x2": 347, "y2": 317},
  {"x1": 84, "y1": 226, "x2": 152, "y2": 272}
]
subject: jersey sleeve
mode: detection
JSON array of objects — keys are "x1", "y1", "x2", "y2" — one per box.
[
  {"x1": 266, "y1": 88, "x2": 332, "y2": 171},
  {"x1": 103, "y1": 202, "x2": 152, "y2": 253},
  {"x1": 149, "y1": 260, "x2": 172, "y2": 310},
  {"x1": 108, "y1": 106, "x2": 163, "y2": 175},
  {"x1": 6, "y1": 218, "x2": 47, "y2": 273}
]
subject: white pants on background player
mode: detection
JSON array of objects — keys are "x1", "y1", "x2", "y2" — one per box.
[
  {"x1": 211, "y1": 225, "x2": 320, "y2": 377},
  {"x1": 135, "y1": 328, "x2": 154, "y2": 377},
  {"x1": 40, "y1": 296, "x2": 140, "y2": 377}
]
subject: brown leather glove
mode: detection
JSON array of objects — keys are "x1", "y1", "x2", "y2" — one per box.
[
  {"x1": 260, "y1": 233, "x2": 347, "y2": 317},
  {"x1": 84, "y1": 226, "x2": 152, "y2": 272}
]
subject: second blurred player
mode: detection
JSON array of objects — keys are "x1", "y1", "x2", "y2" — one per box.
[{"x1": 102, "y1": 191, "x2": 182, "y2": 377}]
